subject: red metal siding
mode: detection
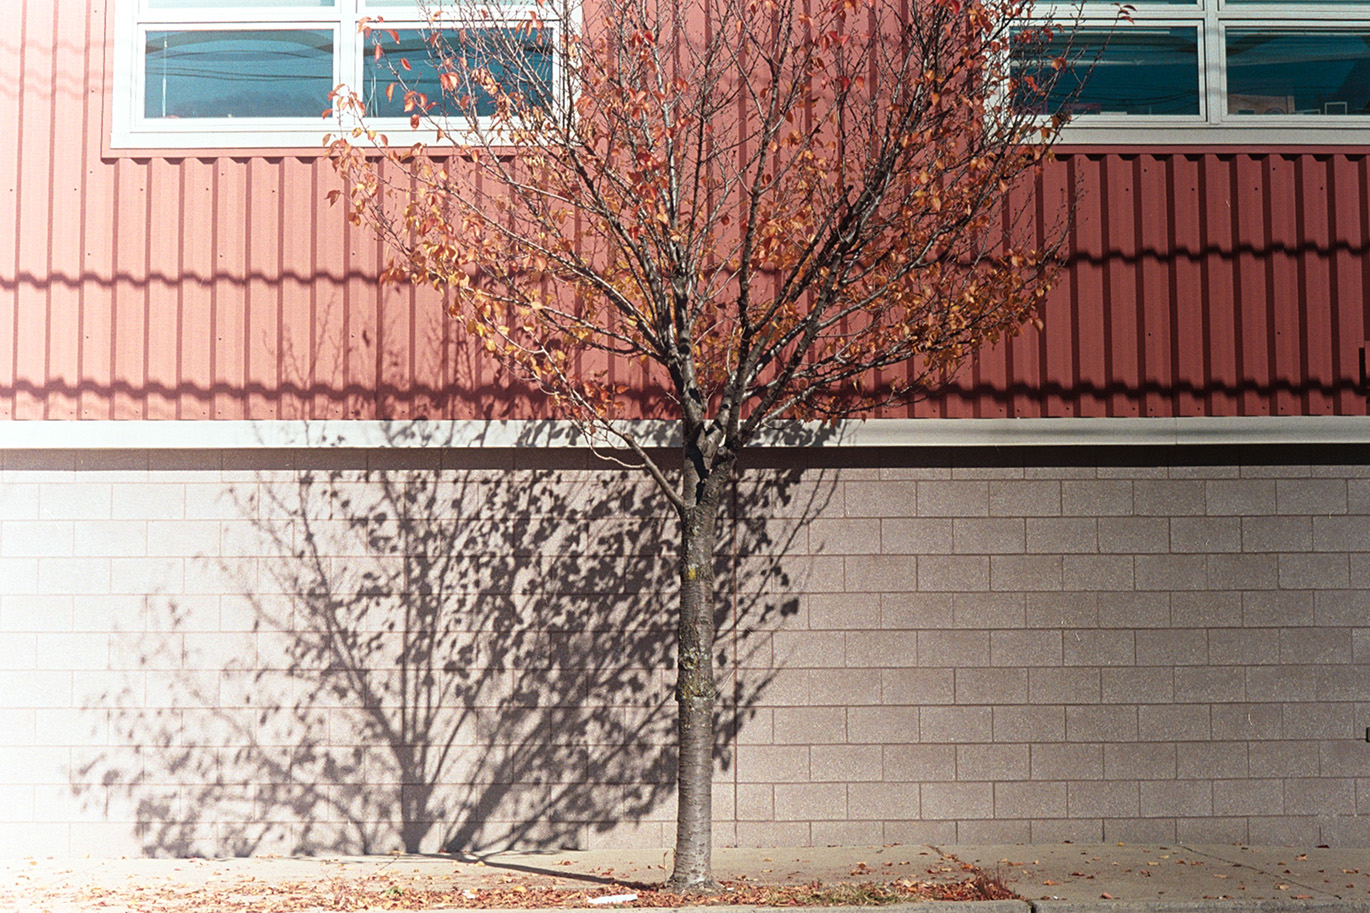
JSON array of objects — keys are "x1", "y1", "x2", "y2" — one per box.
[{"x1": 2, "y1": 1, "x2": 1368, "y2": 422}]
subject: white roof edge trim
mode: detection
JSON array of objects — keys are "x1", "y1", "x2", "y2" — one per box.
[{"x1": 2, "y1": 416, "x2": 1370, "y2": 449}]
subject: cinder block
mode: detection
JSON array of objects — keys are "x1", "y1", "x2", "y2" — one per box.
[
  {"x1": 916, "y1": 556, "x2": 989, "y2": 593},
  {"x1": 954, "y1": 668, "x2": 1027, "y2": 704},
  {"x1": 916, "y1": 482, "x2": 988, "y2": 518},
  {"x1": 1248, "y1": 740, "x2": 1319, "y2": 778},
  {"x1": 810, "y1": 744, "x2": 882, "y2": 782},
  {"x1": 920, "y1": 706, "x2": 993, "y2": 743},
  {"x1": 1031, "y1": 743, "x2": 1104, "y2": 780},
  {"x1": 1171, "y1": 591, "x2": 1243, "y2": 627},
  {"x1": 40, "y1": 484, "x2": 112, "y2": 521},
  {"x1": 0, "y1": 484, "x2": 41, "y2": 521},
  {"x1": 808, "y1": 593, "x2": 879, "y2": 631},
  {"x1": 1134, "y1": 480, "x2": 1205, "y2": 517},
  {"x1": 1173, "y1": 666, "x2": 1245, "y2": 702},
  {"x1": 990, "y1": 629, "x2": 1062, "y2": 666},
  {"x1": 735, "y1": 821, "x2": 811, "y2": 846},
  {"x1": 1244, "y1": 590, "x2": 1314, "y2": 627},
  {"x1": 952, "y1": 519, "x2": 1025, "y2": 554},
  {"x1": 145, "y1": 521, "x2": 219, "y2": 557},
  {"x1": 881, "y1": 518, "x2": 954, "y2": 555},
  {"x1": 1319, "y1": 741, "x2": 1369, "y2": 777},
  {"x1": 995, "y1": 780, "x2": 1066, "y2": 817},
  {"x1": 772, "y1": 707, "x2": 846, "y2": 745},
  {"x1": 34, "y1": 633, "x2": 109, "y2": 672},
  {"x1": 1209, "y1": 628, "x2": 1279, "y2": 665},
  {"x1": 1100, "y1": 667, "x2": 1173, "y2": 704},
  {"x1": 1175, "y1": 816, "x2": 1247, "y2": 843},
  {"x1": 773, "y1": 782, "x2": 846, "y2": 820},
  {"x1": 1066, "y1": 705, "x2": 1138, "y2": 742},
  {"x1": 1210, "y1": 702, "x2": 1282, "y2": 741},
  {"x1": 809, "y1": 668, "x2": 881, "y2": 706},
  {"x1": 1284, "y1": 777, "x2": 1356, "y2": 815},
  {"x1": 916, "y1": 630, "x2": 989, "y2": 668},
  {"x1": 112, "y1": 483, "x2": 186, "y2": 521},
  {"x1": 989, "y1": 481, "x2": 1061, "y2": 518},
  {"x1": 1313, "y1": 515, "x2": 1370, "y2": 551},
  {"x1": 37, "y1": 558, "x2": 111, "y2": 596},
  {"x1": 1281, "y1": 628, "x2": 1353, "y2": 664},
  {"x1": 882, "y1": 819, "x2": 957, "y2": 844},
  {"x1": 810, "y1": 820, "x2": 884, "y2": 846},
  {"x1": 845, "y1": 555, "x2": 917, "y2": 594},
  {"x1": 951, "y1": 592, "x2": 1026, "y2": 629},
  {"x1": 956, "y1": 743, "x2": 1029, "y2": 781},
  {"x1": 1026, "y1": 518, "x2": 1098, "y2": 554},
  {"x1": 1103, "y1": 816, "x2": 1175, "y2": 843},
  {"x1": 1241, "y1": 516, "x2": 1313, "y2": 553},
  {"x1": 1170, "y1": 517, "x2": 1241, "y2": 553},
  {"x1": 1061, "y1": 480, "x2": 1133, "y2": 517},
  {"x1": 1030, "y1": 817, "x2": 1102, "y2": 842},
  {"x1": 1135, "y1": 554, "x2": 1208, "y2": 591},
  {"x1": 1030, "y1": 667, "x2": 1101, "y2": 704},
  {"x1": 1277, "y1": 479, "x2": 1348, "y2": 515},
  {"x1": 881, "y1": 668, "x2": 955, "y2": 705},
  {"x1": 1178, "y1": 741, "x2": 1247, "y2": 779},
  {"x1": 1135, "y1": 628, "x2": 1207, "y2": 666},
  {"x1": 847, "y1": 705, "x2": 918, "y2": 744},
  {"x1": 1206, "y1": 479, "x2": 1276, "y2": 516},
  {"x1": 735, "y1": 783, "x2": 773, "y2": 820},
  {"x1": 1316, "y1": 665, "x2": 1370, "y2": 701},
  {"x1": 1102, "y1": 592, "x2": 1170, "y2": 628},
  {"x1": 1314, "y1": 590, "x2": 1367, "y2": 626},
  {"x1": 1137, "y1": 703, "x2": 1211, "y2": 741},
  {"x1": 957, "y1": 818, "x2": 1031, "y2": 843},
  {"x1": 1141, "y1": 779, "x2": 1213, "y2": 817},
  {"x1": 1248, "y1": 815, "x2": 1320, "y2": 845},
  {"x1": 843, "y1": 631, "x2": 915, "y2": 669},
  {"x1": 848, "y1": 782, "x2": 918, "y2": 819},
  {"x1": 1282, "y1": 702, "x2": 1357, "y2": 740},
  {"x1": 920, "y1": 781, "x2": 993, "y2": 819},
  {"x1": 880, "y1": 592, "x2": 953, "y2": 629},
  {"x1": 992, "y1": 705, "x2": 1064, "y2": 743},
  {"x1": 1068, "y1": 780, "x2": 1139, "y2": 817},
  {"x1": 883, "y1": 744, "x2": 956, "y2": 781},
  {"x1": 990, "y1": 555, "x2": 1063, "y2": 592},
  {"x1": 1061, "y1": 555, "x2": 1134, "y2": 591},
  {"x1": 845, "y1": 481, "x2": 916, "y2": 518},
  {"x1": 1, "y1": 520, "x2": 74, "y2": 558},
  {"x1": 771, "y1": 631, "x2": 846, "y2": 667},
  {"x1": 808, "y1": 518, "x2": 882, "y2": 556},
  {"x1": 1062, "y1": 629, "x2": 1134, "y2": 666},
  {"x1": 1098, "y1": 517, "x2": 1169, "y2": 554},
  {"x1": 1026, "y1": 592, "x2": 1098, "y2": 629},
  {"x1": 1278, "y1": 554, "x2": 1350, "y2": 590}
]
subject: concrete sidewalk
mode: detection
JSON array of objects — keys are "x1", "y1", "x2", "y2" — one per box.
[{"x1": 2, "y1": 844, "x2": 1369, "y2": 912}]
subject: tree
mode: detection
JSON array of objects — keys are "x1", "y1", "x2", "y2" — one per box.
[{"x1": 327, "y1": 0, "x2": 1070, "y2": 889}]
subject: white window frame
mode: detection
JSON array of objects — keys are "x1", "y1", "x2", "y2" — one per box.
[
  {"x1": 110, "y1": 0, "x2": 562, "y2": 150},
  {"x1": 1029, "y1": 0, "x2": 1370, "y2": 145}
]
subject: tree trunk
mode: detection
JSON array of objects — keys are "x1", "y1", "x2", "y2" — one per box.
[{"x1": 667, "y1": 450, "x2": 726, "y2": 891}]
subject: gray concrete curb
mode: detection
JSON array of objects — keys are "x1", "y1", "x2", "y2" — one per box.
[{"x1": 1030, "y1": 901, "x2": 1370, "y2": 913}]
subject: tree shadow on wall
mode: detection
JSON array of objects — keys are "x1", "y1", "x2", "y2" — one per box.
[{"x1": 74, "y1": 429, "x2": 835, "y2": 856}]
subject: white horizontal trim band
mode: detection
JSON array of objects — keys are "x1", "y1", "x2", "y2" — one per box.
[{"x1": 1, "y1": 416, "x2": 1369, "y2": 449}]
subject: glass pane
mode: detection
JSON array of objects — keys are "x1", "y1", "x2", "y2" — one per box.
[
  {"x1": 1013, "y1": 26, "x2": 1201, "y2": 116},
  {"x1": 144, "y1": 29, "x2": 334, "y2": 118},
  {"x1": 1227, "y1": 31, "x2": 1370, "y2": 115},
  {"x1": 363, "y1": 27, "x2": 553, "y2": 118}
]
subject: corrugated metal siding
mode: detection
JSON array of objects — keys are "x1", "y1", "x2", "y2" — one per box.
[{"x1": 3, "y1": 1, "x2": 1368, "y2": 422}]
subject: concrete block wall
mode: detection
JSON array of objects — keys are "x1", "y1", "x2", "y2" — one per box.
[{"x1": 0, "y1": 444, "x2": 1367, "y2": 856}]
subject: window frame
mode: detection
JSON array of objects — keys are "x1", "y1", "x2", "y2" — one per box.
[
  {"x1": 1028, "y1": 0, "x2": 1370, "y2": 145},
  {"x1": 109, "y1": 0, "x2": 563, "y2": 150}
]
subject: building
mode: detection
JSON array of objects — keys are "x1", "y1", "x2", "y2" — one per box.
[{"x1": 0, "y1": 0, "x2": 1367, "y2": 856}]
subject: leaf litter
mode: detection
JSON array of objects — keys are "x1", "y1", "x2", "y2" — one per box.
[{"x1": 21, "y1": 870, "x2": 1016, "y2": 912}]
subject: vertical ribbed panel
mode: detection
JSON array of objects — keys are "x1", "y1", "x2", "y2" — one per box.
[{"x1": 2, "y1": 1, "x2": 1368, "y2": 421}]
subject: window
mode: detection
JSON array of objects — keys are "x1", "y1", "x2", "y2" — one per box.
[
  {"x1": 1016, "y1": 1, "x2": 1370, "y2": 144},
  {"x1": 111, "y1": 0, "x2": 558, "y2": 149}
]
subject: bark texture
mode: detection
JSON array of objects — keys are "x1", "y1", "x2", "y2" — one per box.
[{"x1": 667, "y1": 444, "x2": 728, "y2": 891}]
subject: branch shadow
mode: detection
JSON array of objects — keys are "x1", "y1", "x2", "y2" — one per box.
[{"x1": 71, "y1": 425, "x2": 838, "y2": 856}]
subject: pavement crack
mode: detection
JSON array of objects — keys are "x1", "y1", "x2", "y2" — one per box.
[{"x1": 1177, "y1": 842, "x2": 1343, "y2": 901}]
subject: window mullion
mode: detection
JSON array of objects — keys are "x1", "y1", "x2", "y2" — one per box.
[{"x1": 1205, "y1": 0, "x2": 1223, "y2": 124}]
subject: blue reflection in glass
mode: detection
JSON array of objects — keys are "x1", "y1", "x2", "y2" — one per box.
[
  {"x1": 364, "y1": 27, "x2": 553, "y2": 118},
  {"x1": 1227, "y1": 31, "x2": 1370, "y2": 115},
  {"x1": 144, "y1": 29, "x2": 333, "y2": 119},
  {"x1": 1013, "y1": 26, "x2": 1200, "y2": 116}
]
